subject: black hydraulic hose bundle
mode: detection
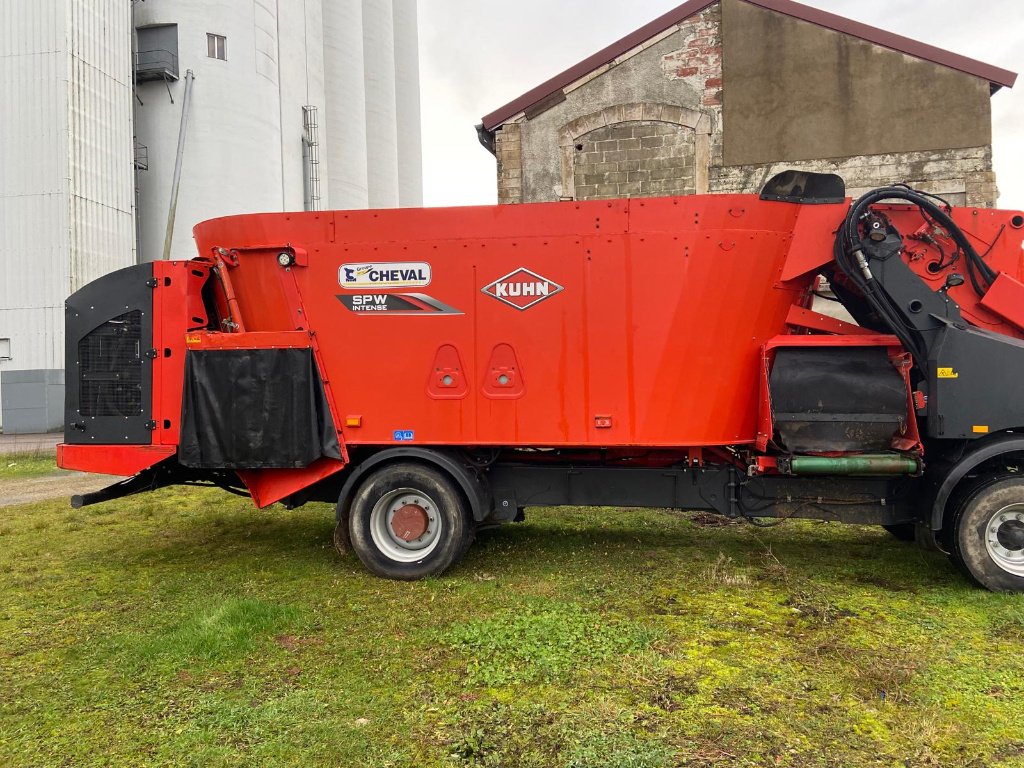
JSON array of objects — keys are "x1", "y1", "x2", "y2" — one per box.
[{"x1": 833, "y1": 186, "x2": 997, "y2": 366}]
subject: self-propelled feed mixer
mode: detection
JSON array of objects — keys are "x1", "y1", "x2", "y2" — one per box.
[{"x1": 59, "y1": 171, "x2": 1024, "y2": 591}]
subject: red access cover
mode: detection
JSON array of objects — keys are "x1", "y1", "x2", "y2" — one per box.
[{"x1": 980, "y1": 272, "x2": 1024, "y2": 332}]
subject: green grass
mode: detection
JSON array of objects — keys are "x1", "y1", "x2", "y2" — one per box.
[
  {"x1": 2, "y1": 488, "x2": 1024, "y2": 767},
  {"x1": 0, "y1": 452, "x2": 60, "y2": 479}
]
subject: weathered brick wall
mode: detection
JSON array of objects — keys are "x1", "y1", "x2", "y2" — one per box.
[
  {"x1": 492, "y1": 0, "x2": 998, "y2": 208},
  {"x1": 573, "y1": 122, "x2": 696, "y2": 200},
  {"x1": 660, "y1": 4, "x2": 724, "y2": 171}
]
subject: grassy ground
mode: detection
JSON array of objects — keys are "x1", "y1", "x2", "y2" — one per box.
[
  {"x1": 0, "y1": 453, "x2": 62, "y2": 479},
  {"x1": 2, "y1": 483, "x2": 1023, "y2": 767}
]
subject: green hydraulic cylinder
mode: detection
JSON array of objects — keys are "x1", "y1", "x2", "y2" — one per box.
[{"x1": 788, "y1": 455, "x2": 921, "y2": 476}]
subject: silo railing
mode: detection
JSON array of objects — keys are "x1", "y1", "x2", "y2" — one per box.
[{"x1": 134, "y1": 49, "x2": 179, "y2": 82}]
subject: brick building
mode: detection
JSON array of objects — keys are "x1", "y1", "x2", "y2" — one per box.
[{"x1": 478, "y1": 0, "x2": 1016, "y2": 207}]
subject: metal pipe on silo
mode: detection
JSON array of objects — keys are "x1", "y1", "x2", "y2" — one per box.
[
  {"x1": 323, "y1": 0, "x2": 370, "y2": 209},
  {"x1": 393, "y1": 0, "x2": 423, "y2": 207},
  {"x1": 162, "y1": 69, "x2": 195, "y2": 261},
  {"x1": 362, "y1": 0, "x2": 400, "y2": 209}
]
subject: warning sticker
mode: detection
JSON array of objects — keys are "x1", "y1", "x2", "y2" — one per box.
[{"x1": 937, "y1": 367, "x2": 959, "y2": 379}]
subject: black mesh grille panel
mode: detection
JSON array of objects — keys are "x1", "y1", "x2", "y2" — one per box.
[
  {"x1": 78, "y1": 310, "x2": 143, "y2": 418},
  {"x1": 65, "y1": 263, "x2": 153, "y2": 444}
]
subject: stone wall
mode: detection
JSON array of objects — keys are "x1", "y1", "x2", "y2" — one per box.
[
  {"x1": 495, "y1": 123, "x2": 522, "y2": 205},
  {"x1": 491, "y1": 0, "x2": 999, "y2": 208},
  {"x1": 710, "y1": 146, "x2": 997, "y2": 207}
]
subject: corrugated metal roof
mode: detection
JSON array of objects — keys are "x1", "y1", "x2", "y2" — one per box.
[{"x1": 480, "y1": 0, "x2": 1019, "y2": 132}]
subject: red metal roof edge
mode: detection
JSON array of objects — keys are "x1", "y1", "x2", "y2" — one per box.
[{"x1": 480, "y1": 0, "x2": 1017, "y2": 133}]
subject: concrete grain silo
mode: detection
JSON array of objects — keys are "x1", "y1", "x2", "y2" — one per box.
[
  {"x1": 394, "y1": 0, "x2": 424, "y2": 207},
  {"x1": 324, "y1": 0, "x2": 370, "y2": 209},
  {"x1": 0, "y1": 0, "x2": 135, "y2": 433},
  {"x1": 362, "y1": 0, "x2": 401, "y2": 209}
]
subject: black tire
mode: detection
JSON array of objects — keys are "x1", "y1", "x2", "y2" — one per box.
[
  {"x1": 348, "y1": 462, "x2": 473, "y2": 580},
  {"x1": 882, "y1": 523, "x2": 916, "y2": 542},
  {"x1": 950, "y1": 476, "x2": 1024, "y2": 592}
]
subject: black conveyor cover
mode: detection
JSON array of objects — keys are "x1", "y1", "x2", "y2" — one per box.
[
  {"x1": 769, "y1": 347, "x2": 908, "y2": 453},
  {"x1": 179, "y1": 348, "x2": 341, "y2": 469}
]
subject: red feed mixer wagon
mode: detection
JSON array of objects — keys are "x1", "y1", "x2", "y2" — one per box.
[{"x1": 58, "y1": 171, "x2": 1024, "y2": 590}]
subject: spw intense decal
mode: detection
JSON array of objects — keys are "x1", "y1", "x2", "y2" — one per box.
[
  {"x1": 338, "y1": 293, "x2": 462, "y2": 315},
  {"x1": 339, "y1": 262, "x2": 431, "y2": 289},
  {"x1": 481, "y1": 268, "x2": 564, "y2": 310}
]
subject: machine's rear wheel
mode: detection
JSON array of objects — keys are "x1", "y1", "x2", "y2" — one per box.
[
  {"x1": 950, "y1": 476, "x2": 1024, "y2": 592},
  {"x1": 348, "y1": 462, "x2": 472, "y2": 580}
]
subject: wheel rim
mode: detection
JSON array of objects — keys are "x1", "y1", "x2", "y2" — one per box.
[
  {"x1": 984, "y1": 503, "x2": 1024, "y2": 577},
  {"x1": 369, "y1": 487, "x2": 443, "y2": 563}
]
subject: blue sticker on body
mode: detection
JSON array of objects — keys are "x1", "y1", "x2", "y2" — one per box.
[{"x1": 393, "y1": 430, "x2": 415, "y2": 441}]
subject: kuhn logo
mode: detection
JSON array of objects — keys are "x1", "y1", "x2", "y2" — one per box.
[
  {"x1": 339, "y1": 262, "x2": 431, "y2": 289},
  {"x1": 481, "y1": 268, "x2": 564, "y2": 310}
]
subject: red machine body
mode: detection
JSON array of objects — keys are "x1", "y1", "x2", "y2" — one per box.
[
  {"x1": 59, "y1": 183, "x2": 1024, "y2": 590},
  {"x1": 58, "y1": 193, "x2": 1024, "y2": 510}
]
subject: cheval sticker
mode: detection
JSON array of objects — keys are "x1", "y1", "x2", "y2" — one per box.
[
  {"x1": 339, "y1": 262, "x2": 431, "y2": 289},
  {"x1": 481, "y1": 268, "x2": 564, "y2": 310}
]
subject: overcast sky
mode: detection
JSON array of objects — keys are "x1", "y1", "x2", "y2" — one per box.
[{"x1": 418, "y1": 0, "x2": 1024, "y2": 209}]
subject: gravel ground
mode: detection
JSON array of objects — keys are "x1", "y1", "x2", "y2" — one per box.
[{"x1": 0, "y1": 471, "x2": 119, "y2": 508}]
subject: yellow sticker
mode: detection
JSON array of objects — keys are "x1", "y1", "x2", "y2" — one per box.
[
  {"x1": 185, "y1": 334, "x2": 202, "y2": 345},
  {"x1": 937, "y1": 367, "x2": 959, "y2": 379},
  {"x1": 973, "y1": 425, "x2": 990, "y2": 434}
]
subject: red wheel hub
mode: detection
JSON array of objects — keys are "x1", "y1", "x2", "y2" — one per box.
[{"x1": 391, "y1": 504, "x2": 429, "y2": 542}]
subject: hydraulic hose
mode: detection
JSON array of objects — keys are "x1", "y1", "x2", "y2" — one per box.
[
  {"x1": 840, "y1": 187, "x2": 996, "y2": 288},
  {"x1": 833, "y1": 186, "x2": 996, "y2": 367}
]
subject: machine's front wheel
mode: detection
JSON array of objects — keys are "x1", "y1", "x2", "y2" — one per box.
[
  {"x1": 348, "y1": 462, "x2": 472, "y2": 580},
  {"x1": 951, "y1": 476, "x2": 1024, "y2": 592}
]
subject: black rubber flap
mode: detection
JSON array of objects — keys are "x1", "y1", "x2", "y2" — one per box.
[
  {"x1": 179, "y1": 348, "x2": 341, "y2": 469},
  {"x1": 769, "y1": 347, "x2": 908, "y2": 453},
  {"x1": 760, "y1": 170, "x2": 845, "y2": 205}
]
